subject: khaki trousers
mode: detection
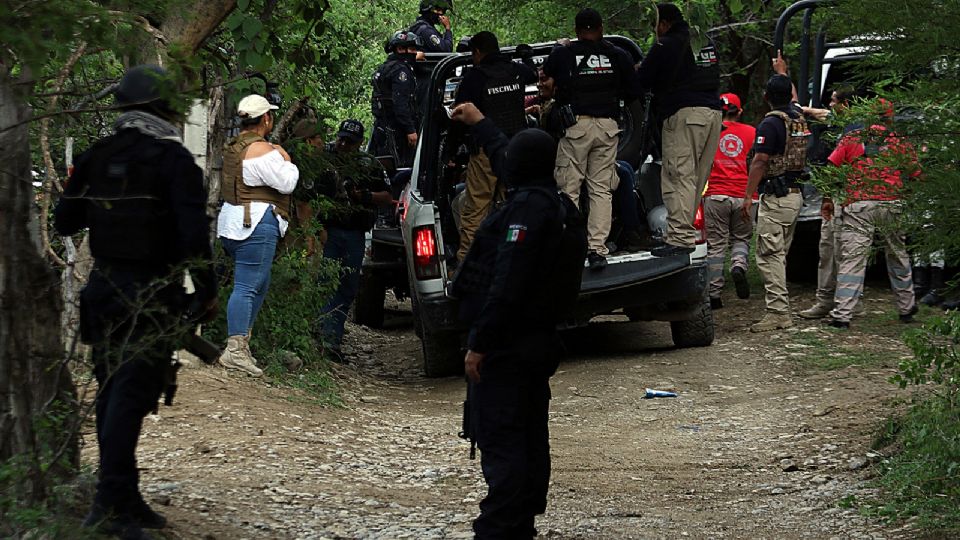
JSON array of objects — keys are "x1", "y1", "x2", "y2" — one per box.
[
  {"x1": 829, "y1": 200, "x2": 915, "y2": 322},
  {"x1": 555, "y1": 117, "x2": 620, "y2": 255},
  {"x1": 457, "y1": 149, "x2": 502, "y2": 261},
  {"x1": 756, "y1": 192, "x2": 803, "y2": 315},
  {"x1": 704, "y1": 195, "x2": 753, "y2": 298},
  {"x1": 814, "y1": 216, "x2": 840, "y2": 306},
  {"x1": 661, "y1": 107, "x2": 722, "y2": 248}
]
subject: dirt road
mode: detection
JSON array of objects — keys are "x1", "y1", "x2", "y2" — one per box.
[{"x1": 103, "y1": 287, "x2": 924, "y2": 539}]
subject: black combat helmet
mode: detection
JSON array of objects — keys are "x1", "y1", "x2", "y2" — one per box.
[
  {"x1": 114, "y1": 65, "x2": 176, "y2": 116},
  {"x1": 386, "y1": 30, "x2": 423, "y2": 53},
  {"x1": 419, "y1": 0, "x2": 453, "y2": 13}
]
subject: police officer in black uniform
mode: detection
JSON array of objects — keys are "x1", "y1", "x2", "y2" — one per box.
[
  {"x1": 453, "y1": 31, "x2": 538, "y2": 261},
  {"x1": 410, "y1": 0, "x2": 454, "y2": 53},
  {"x1": 450, "y1": 102, "x2": 588, "y2": 540},
  {"x1": 55, "y1": 65, "x2": 217, "y2": 539},
  {"x1": 637, "y1": 3, "x2": 723, "y2": 257},
  {"x1": 296, "y1": 120, "x2": 393, "y2": 362},
  {"x1": 543, "y1": 8, "x2": 642, "y2": 269},
  {"x1": 371, "y1": 31, "x2": 422, "y2": 168}
]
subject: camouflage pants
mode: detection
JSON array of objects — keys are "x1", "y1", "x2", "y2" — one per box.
[
  {"x1": 704, "y1": 195, "x2": 753, "y2": 298},
  {"x1": 756, "y1": 192, "x2": 803, "y2": 315},
  {"x1": 830, "y1": 200, "x2": 915, "y2": 322},
  {"x1": 814, "y1": 217, "x2": 840, "y2": 306}
]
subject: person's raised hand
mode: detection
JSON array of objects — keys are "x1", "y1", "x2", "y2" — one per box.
[
  {"x1": 407, "y1": 132, "x2": 418, "y2": 147},
  {"x1": 439, "y1": 15, "x2": 451, "y2": 30},
  {"x1": 772, "y1": 50, "x2": 788, "y2": 75},
  {"x1": 451, "y1": 102, "x2": 484, "y2": 126}
]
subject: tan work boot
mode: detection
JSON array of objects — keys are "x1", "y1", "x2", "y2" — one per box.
[
  {"x1": 799, "y1": 302, "x2": 832, "y2": 319},
  {"x1": 750, "y1": 313, "x2": 793, "y2": 333},
  {"x1": 218, "y1": 335, "x2": 263, "y2": 377}
]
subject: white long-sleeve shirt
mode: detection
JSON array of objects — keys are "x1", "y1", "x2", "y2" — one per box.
[{"x1": 217, "y1": 149, "x2": 299, "y2": 240}]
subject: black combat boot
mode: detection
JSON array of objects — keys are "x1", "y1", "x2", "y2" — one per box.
[
  {"x1": 130, "y1": 495, "x2": 167, "y2": 529},
  {"x1": 920, "y1": 267, "x2": 945, "y2": 306},
  {"x1": 83, "y1": 505, "x2": 154, "y2": 540}
]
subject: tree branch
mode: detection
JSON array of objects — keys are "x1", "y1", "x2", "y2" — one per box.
[{"x1": 40, "y1": 42, "x2": 87, "y2": 267}]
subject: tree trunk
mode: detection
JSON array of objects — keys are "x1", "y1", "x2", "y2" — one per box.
[{"x1": 0, "y1": 64, "x2": 77, "y2": 501}]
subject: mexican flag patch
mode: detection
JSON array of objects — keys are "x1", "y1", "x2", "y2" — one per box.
[{"x1": 506, "y1": 224, "x2": 527, "y2": 243}]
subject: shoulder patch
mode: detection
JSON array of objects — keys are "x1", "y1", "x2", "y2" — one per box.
[
  {"x1": 505, "y1": 224, "x2": 528, "y2": 243},
  {"x1": 756, "y1": 136, "x2": 766, "y2": 145},
  {"x1": 431, "y1": 34, "x2": 441, "y2": 45},
  {"x1": 398, "y1": 70, "x2": 408, "y2": 82}
]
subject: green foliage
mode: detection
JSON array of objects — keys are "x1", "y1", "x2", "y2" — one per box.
[
  {"x1": 898, "y1": 313, "x2": 960, "y2": 390},
  {"x1": 204, "y1": 240, "x2": 343, "y2": 401},
  {"x1": 866, "y1": 396, "x2": 960, "y2": 532}
]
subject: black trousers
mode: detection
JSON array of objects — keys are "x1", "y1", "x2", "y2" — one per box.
[
  {"x1": 82, "y1": 268, "x2": 178, "y2": 512},
  {"x1": 470, "y1": 333, "x2": 559, "y2": 539}
]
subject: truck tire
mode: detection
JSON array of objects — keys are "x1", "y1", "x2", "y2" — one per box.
[
  {"x1": 408, "y1": 275, "x2": 462, "y2": 377},
  {"x1": 670, "y1": 297, "x2": 715, "y2": 348},
  {"x1": 421, "y1": 325, "x2": 463, "y2": 378},
  {"x1": 353, "y1": 270, "x2": 386, "y2": 328}
]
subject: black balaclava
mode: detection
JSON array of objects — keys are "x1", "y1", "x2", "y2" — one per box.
[
  {"x1": 421, "y1": 9, "x2": 440, "y2": 25},
  {"x1": 503, "y1": 128, "x2": 558, "y2": 188}
]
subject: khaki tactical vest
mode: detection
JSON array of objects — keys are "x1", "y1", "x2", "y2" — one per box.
[
  {"x1": 221, "y1": 131, "x2": 292, "y2": 227},
  {"x1": 764, "y1": 110, "x2": 809, "y2": 178}
]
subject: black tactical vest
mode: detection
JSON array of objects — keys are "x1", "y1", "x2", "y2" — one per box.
[
  {"x1": 371, "y1": 60, "x2": 410, "y2": 120},
  {"x1": 81, "y1": 131, "x2": 178, "y2": 264},
  {"x1": 567, "y1": 40, "x2": 620, "y2": 113},
  {"x1": 475, "y1": 61, "x2": 527, "y2": 137},
  {"x1": 675, "y1": 39, "x2": 721, "y2": 93}
]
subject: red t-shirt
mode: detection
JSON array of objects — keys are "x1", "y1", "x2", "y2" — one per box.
[
  {"x1": 706, "y1": 120, "x2": 756, "y2": 198},
  {"x1": 827, "y1": 125, "x2": 919, "y2": 202}
]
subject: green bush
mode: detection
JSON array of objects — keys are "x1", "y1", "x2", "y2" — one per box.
[
  {"x1": 867, "y1": 313, "x2": 960, "y2": 532},
  {"x1": 204, "y1": 232, "x2": 344, "y2": 402}
]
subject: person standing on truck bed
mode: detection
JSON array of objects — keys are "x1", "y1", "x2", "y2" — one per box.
[
  {"x1": 543, "y1": 7, "x2": 642, "y2": 270},
  {"x1": 453, "y1": 31, "x2": 537, "y2": 262},
  {"x1": 410, "y1": 0, "x2": 453, "y2": 53},
  {"x1": 703, "y1": 93, "x2": 756, "y2": 309},
  {"x1": 636, "y1": 2, "x2": 722, "y2": 259},
  {"x1": 218, "y1": 94, "x2": 299, "y2": 375},
  {"x1": 55, "y1": 65, "x2": 218, "y2": 539},
  {"x1": 309, "y1": 120, "x2": 394, "y2": 363},
  {"x1": 822, "y1": 99, "x2": 920, "y2": 329},
  {"x1": 740, "y1": 74, "x2": 809, "y2": 333},
  {"x1": 450, "y1": 101, "x2": 588, "y2": 540},
  {"x1": 370, "y1": 31, "x2": 422, "y2": 169}
]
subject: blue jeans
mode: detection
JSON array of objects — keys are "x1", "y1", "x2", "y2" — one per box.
[
  {"x1": 221, "y1": 211, "x2": 280, "y2": 336},
  {"x1": 320, "y1": 227, "x2": 366, "y2": 350}
]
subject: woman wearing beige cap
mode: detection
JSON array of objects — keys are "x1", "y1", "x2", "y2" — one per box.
[{"x1": 216, "y1": 94, "x2": 299, "y2": 376}]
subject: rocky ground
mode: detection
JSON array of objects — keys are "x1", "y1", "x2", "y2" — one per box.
[{"x1": 79, "y1": 284, "x2": 939, "y2": 539}]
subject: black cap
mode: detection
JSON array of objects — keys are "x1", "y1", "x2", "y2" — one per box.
[
  {"x1": 575, "y1": 8, "x2": 603, "y2": 30},
  {"x1": 656, "y1": 3, "x2": 684, "y2": 24},
  {"x1": 765, "y1": 74, "x2": 794, "y2": 103},
  {"x1": 337, "y1": 119, "x2": 364, "y2": 143},
  {"x1": 115, "y1": 65, "x2": 172, "y2": 107}
]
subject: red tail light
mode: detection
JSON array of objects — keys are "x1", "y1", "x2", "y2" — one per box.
[
  {"x1": 693, "y1": 204, "x2": 706, "y2": 244},
  {"x1": 413, "y1": 225, "x2": 441, "y2": 280}
]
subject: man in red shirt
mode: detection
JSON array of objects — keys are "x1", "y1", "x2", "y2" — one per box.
[
  {"x1": 703, "y1": 93, "x2": 756, "y2": 308},
  {"x1": 824, "y1": 100, "x2": 919, "y2": 327}
]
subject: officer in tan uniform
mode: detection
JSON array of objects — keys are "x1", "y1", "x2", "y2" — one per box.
[{"x1": 741, "y1": 75, "x2": 808, "y2": 332}]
